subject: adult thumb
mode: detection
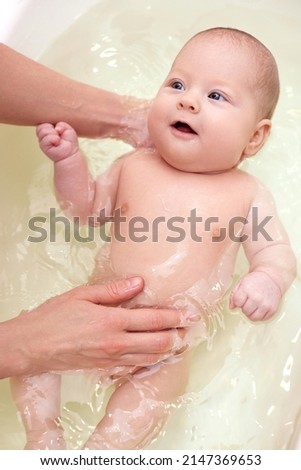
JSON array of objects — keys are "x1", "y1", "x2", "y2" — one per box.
[{"x1": 75, "y1": 277, "x2": 144, "y2": 305}]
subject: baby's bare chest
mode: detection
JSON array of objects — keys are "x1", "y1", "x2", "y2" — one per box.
[{"x1": 115, "y1": 158, "x2": 253, "y2": 242}]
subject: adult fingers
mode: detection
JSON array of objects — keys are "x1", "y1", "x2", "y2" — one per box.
[
  {"x1": 72, "y1": 277, "x2": 144, "y2": 305},
  {"x1": 81, "y1": 329, "x2": 184, "y2": 358},
  {"x1": 122, "y1": 329, "x2": 184, "y2": 355},
  {"x1": 121, "y1": 306, "x2": 191, "y2": 332},
  {"x1": 50, "y1": 352, "x2": 167, "y2": 372}
]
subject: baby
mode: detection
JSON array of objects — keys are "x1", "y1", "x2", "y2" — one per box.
[{"x1": 12, "y1": 27, "x2": 296, "y2": 449}]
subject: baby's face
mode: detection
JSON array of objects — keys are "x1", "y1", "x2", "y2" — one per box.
[{"x1": 148, "y1": 35, "x2": 262, "y2": 173}]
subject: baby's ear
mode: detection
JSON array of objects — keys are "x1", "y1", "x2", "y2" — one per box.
[{"x1": 242, "y1": 119, "x2": 271, "y2": 158}]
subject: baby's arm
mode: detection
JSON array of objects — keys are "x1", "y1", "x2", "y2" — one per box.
[
  {"x1": 230, "y1": 184, "x2": 296, "y2": 321},
  {"x1": 37, "y1": 122, "x2": 94, "y2": 221},
  {"x1": 37, "y1": 122, "x2": 122, "y2": 223}
]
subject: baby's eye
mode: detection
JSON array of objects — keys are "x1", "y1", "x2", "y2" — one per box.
[
  {"x1": 208, "y1": 91, "x2": 225, "y2": 101},
  {"x1": 171, "y1": 81, "x2": 184, "y2": 91}
]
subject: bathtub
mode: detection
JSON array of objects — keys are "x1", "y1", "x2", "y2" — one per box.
[{"x1": 0, "y1": 0, "x2": 301, "y2": 451}]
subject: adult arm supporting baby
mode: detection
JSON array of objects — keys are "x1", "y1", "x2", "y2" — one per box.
[{"x1": 0, "y1": 43, "x2": 150, "y2": 146}]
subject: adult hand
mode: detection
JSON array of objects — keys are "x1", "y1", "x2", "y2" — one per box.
[{"x1": 0, "y1": 277, "x2": 191, "y2": 378}]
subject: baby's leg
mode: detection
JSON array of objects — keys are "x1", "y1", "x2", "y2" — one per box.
[
  {"x1": 84, "y1": 353, "x2": 191, "y2": 450},
  {"x1": 11, "y1": 373, "x2": 65, "y2": 449}
]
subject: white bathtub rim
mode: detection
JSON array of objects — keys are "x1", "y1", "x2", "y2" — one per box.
[{"x1": 0, "y1": 0, "x2": 100, "y2": 59}]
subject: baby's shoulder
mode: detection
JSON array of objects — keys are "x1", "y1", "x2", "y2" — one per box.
[
  {"x1": 234, "y1": 169, "x2": 275, "y2": 208},
  {"x1": 233, "y1": 168, "x2": 263, "y2": 192}
]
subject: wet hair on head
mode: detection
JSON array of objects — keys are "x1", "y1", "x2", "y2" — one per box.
[{"x1": 189, "y1": 27, "x2": 280, "y2": 119}]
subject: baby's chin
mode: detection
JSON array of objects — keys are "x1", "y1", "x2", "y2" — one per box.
[
  {"x1": 161, "y1": 154, "x2": 238, "y2": 175},
  {"x1": 161, "y1": 157, "x2": 210, "y2": 174}
]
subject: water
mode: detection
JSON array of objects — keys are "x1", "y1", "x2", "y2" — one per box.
[{"x1": 0, "y1": 0, "x2": 300, "y2": 450}]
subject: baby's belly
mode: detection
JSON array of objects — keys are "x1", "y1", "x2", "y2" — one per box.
[
  {"x1": 91, "y1": 242, "x2": 234, "y2": 345},
  {"x1": 92, "y1": 242, "x2": 235, "y2": 302}
]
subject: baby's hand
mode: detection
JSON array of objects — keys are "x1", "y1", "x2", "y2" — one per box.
[
  {"x1": 229, "y1": 271, "x2": 282, "y2": 321},
  {"x1": 36, "y1": 122, "x2": 79, "y2": 163}
]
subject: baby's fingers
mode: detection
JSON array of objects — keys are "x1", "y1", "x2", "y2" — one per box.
[
  {"x1": 230, "y1": 284, "x2": 264, "y2": 319},
  {"x1": 55, "y1": 122, "x2": 77, "y2": 143},
  {"x1": 240, "y1": 298, "x2": 261, "y2": 318},
  {"x1": 231, "y1": 286, "x2": 278, "y2": 321},
  {"x1": 36, "y1": 123, "x2": 56, "y2": 140},
  {"x1": 247, "y1": 306, "x2": 271, "y2": 322},
  {"x1": 55, "y1": 121, "x2": 73, "y2": 134},
  {"x1": 229, "y1": 283, "x2": 247, "y2": 309},
  {"x1": 230, "y1": 290, "x2": 261, "y2": 320},
  {"x1": 39, "y1": 132, "x2": 60, "y2": 149}
]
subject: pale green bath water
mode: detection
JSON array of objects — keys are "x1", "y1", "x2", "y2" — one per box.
[{"x1": 0, "y1": 0, "x2": 300, "y2": 450}]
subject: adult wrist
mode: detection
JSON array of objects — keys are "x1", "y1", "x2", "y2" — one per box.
[
  {"x1": 91, "y1": 92, "x2": 146, "y2": 144},
  {"x1": 0, "y1": 315, "x2": 32, "y2": 379}
]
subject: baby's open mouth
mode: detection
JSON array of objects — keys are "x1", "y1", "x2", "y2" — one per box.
[{"x1": 173, "y1": 121, "x2": 197, "y2": 134}]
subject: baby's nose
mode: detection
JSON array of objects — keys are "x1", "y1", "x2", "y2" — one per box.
[{"x1": 177, "y1": 93, "x2": 200, "y2": 113}]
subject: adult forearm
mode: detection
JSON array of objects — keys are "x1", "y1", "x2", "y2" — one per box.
[{"x1": 0, "y1": 43, "x2": 146, "y2": 142}]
